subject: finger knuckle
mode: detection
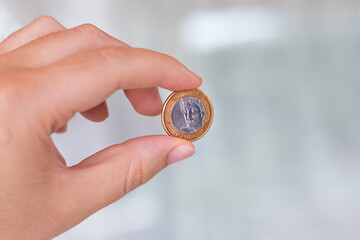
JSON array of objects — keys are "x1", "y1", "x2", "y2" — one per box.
[
  {"x1": 97, "y1": 46, "x2": 129, "y2": 61},
  {"x1": 0, "y1": 76, "x2": 20, "y2": 142},
  {"x1": 33, "y1": 15, "x2": 59, "y2": 26},
  {"x1": 76, "y1": 23, "x2": 102, "y2": 36},
  {"x1": 0, "y1": 76, "x2": 22, "y2": 111},
  {"x1": 123, "y1": 154, "x2": 148, "y2": 194}
]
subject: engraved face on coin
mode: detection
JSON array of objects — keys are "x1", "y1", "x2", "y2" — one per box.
[
  {"x1": 161, "y1": 89, "x2": 213, "y2": 142},
  {"x1": 171, "y1": 96, "x2": 205, "y2": 133}
]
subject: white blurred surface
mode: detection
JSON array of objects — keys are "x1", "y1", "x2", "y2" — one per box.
[{"x1": 1, "y1": 0, "x2": 360, "y2": 239}]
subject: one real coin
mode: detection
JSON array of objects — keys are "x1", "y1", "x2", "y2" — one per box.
[{"x1": 161, "y1": 89, "x2": 213, "y2": 142}]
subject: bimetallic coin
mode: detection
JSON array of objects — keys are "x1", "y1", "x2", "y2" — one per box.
[{"x1": 161, "y1": 89, "x2": 213, "y2": 142}]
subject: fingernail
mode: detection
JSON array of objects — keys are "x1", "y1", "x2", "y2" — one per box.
[
  {"x1": 192, "y1": 72, "x2": 203, "y2": 86},
  {"x1": 157, "y1": 95, "x2": 163, "y2": 108},
  {"x1": 167, "y1": 145, "x2": 195, "y2": 165},
  {"x1": 185, "y1": 67, "x2": 202, "y2": 81},
  {"x1": 190, "y1": 71, "x2": 202, "y2": 80},
  {"x1": 103, "y1": 102, "x2": 109, "y2": 119}
]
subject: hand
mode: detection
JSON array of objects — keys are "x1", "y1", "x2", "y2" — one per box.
[{"x1": 0, "y1": 16, "x2": 201, "y2": 239}]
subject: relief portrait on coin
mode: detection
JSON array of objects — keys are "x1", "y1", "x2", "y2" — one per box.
[{"x1": 171, "y1": 96, "x2": 206, "y2": 134}]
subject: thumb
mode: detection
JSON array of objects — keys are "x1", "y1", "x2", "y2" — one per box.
[{"x1": 61, "y1": 135, "x2": 194, "y2": 221}]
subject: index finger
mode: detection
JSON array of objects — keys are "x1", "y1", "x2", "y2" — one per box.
[{"x1": 32, "y1": 46, "x2": 202, "y2": 133}]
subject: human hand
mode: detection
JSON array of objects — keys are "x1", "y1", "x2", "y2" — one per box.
[{"x1": 0, "y1": 16, "x2": 201, "y2": 239}]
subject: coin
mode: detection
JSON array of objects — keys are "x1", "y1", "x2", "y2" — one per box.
[{"x1": 161, "y1": 89, "x2": 213, "y2": 142}]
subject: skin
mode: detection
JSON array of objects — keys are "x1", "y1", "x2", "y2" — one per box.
[{"x1": 0, "y1": 16, "x2": 202, "y2": 239}]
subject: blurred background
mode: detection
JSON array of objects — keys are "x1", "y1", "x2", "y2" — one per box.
[{"x1": 1, "y1": 0, "x2": 360, "y2": 239}]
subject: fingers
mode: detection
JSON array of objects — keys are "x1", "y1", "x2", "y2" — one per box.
[
  {"x1": 33, "y1": 46, "x2": 201, "y2": 133},
  {"x1": 1, "y1": 17, "x2": 125, "y2": 123},
  {"x1": 61, "y1": 135, "x2": 195, "y2": 225},
  {"x1": 0, "y1": 16, "x2": 65, "y2": 54},
  {"x1": 5, "y1": 23, "x2": 129, "y2": 68},
  {"x1": 80, "y1": 101, "x2": 109, "y2": 122},
  {"x1": 124, "y1": 87, "x2": 163, "y2": 116},
  {"x1": 2, "y1": 18, "x2": 200, "y2": 126},
  {"x1": 54, "y1": 124, "x2": 67, "y2": 134}
]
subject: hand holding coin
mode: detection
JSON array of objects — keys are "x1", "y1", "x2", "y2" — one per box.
[{"x1": 0, "y1": 16, "x2": 204, "y2": 239}]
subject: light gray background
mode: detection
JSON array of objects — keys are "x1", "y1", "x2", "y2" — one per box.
[{"x1": 1, "y1": 0, "x2": 360, "y2": 239}]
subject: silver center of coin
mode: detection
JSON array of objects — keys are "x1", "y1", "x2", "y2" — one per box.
[{"x1": 171, "y1": 96, "x2": 206, "y2": 133}]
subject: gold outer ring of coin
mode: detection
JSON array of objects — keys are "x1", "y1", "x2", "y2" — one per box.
[{"x1": 161, "y1": 89, "x2": 213, "y2": 142}]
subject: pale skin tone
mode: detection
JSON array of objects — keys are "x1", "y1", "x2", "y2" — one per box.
[{"x1": 0, "y1": 16, "x2": 201, "y2": 239}]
